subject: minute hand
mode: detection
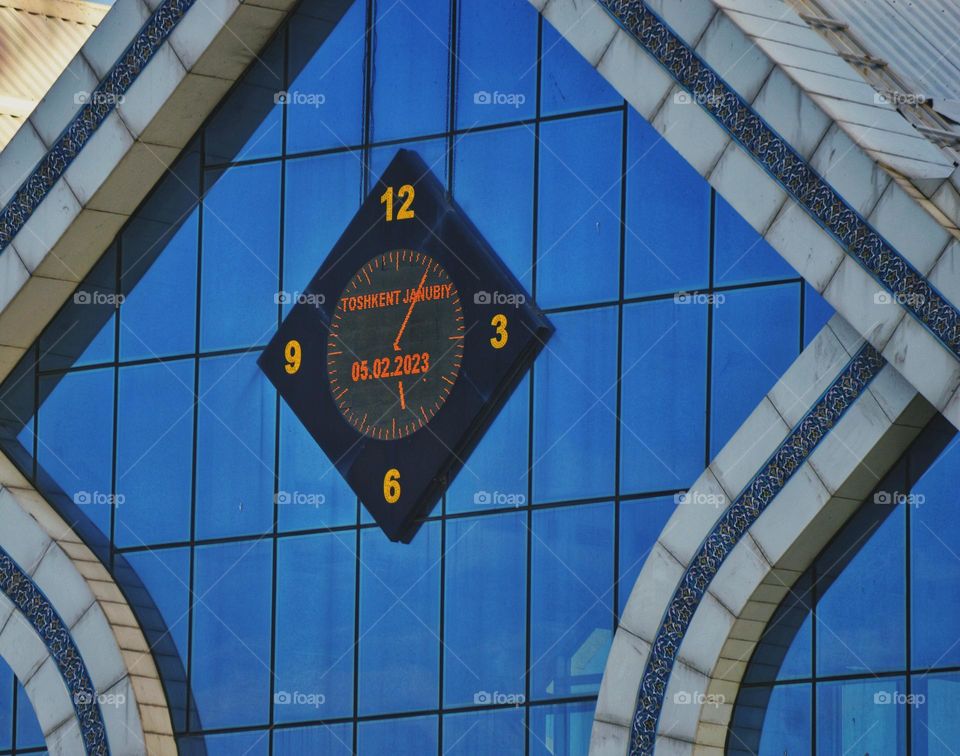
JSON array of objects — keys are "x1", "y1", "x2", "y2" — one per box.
[{"x1": 393, "y1": 265, "x2": 430, "y2": 352}]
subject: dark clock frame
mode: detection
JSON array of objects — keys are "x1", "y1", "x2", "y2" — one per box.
[{"x1": 259, "y1": 149, "x2": 553, "y2": 542}]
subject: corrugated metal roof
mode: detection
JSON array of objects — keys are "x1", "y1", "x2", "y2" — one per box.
[
  {"x1": 0, "y1": 0, "x2": 107, "y2": 148},
  {"x1": 815, "y1": 0, "x2": 960, "y2": 101}
]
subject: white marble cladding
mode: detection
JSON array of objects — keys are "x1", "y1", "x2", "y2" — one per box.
[{"x1": 0, "y1": 468, "x2": 176, "y2": 756}]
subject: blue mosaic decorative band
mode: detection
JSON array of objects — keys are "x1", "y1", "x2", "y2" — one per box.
[
  {"x1": 627, "y1": 342, "x2": 885, "y2": 754},
  {"x1": 0, "y1": 0, "x2": 197, "y2": 251},
  {"x1": 0, "y1": 547, "x2": 108, "y2": 755},
  {"x1": 598, "y1": 0, "x2": 960, "y2": 362}
]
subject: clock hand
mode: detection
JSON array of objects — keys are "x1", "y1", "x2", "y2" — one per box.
[{"x1": 393, "y1": 263, "x2": 430, "y2": 352}]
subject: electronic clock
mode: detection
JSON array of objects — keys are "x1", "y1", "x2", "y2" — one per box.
[{"x1": 259, "y1": 150, "x2": 553, "y2": 542}]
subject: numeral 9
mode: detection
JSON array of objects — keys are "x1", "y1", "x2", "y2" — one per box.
[
  {"x1": 383, "y1": 468, "x2": 401, "y2": 504},
  {"x1": 284, "y1": 339, "x2": 301, "y2": 374}
]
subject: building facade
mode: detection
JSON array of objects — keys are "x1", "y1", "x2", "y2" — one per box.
[{"x1": 0, "y1": 0, "x2": 957, "y2": 754}]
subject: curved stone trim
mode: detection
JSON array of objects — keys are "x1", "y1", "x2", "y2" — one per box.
[
  {"x1": 0, "y1": 547, "x2": 108, "y2": 754},
  {"x1": 591, "y1": 315, "x2": 935, "y2": 755},
  {"x1": 0, "y1": 459, "x2": 176, "y2": 756},
  {"x1": 594, "y1": 0, "x2": 959, "y2": 361},
  {"x1": 0, "y1": 0, "x2": 196, "y2": 252}
]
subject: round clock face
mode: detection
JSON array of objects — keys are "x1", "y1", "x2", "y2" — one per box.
[{"x1": 327, "y1": 250, "x2": 465, "y2": 440}]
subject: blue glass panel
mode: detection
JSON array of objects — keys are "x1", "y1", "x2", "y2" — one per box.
[
  {"x1": 713, "y1": 194, "x2": 794, "y2": 285},
  {"x1": 912, "y1": 672, "x2": 960, "y2": 755},
  {"x1": 191, "y1": 540, "x2": 272, "y2": 730},
  {"x1": 533, "y1": 307, "x2": 617, "y2": 503},
  {"x1": 0, "y1": 662, "x2": 10, "y2": 750},
  {"x1": 275, "y1": 532, "x2": 355, "y2": 722},
  {"x1": 456, "y1": 0, "x2": 537, "y2": 129},
  {"x1": 195, "y1": 352, "x2": 275, "y2": 539},
  {"x1": 620, "y1": 299, "x2": 707, "y2": 494},
  {"x1": 625, "y1": 111, "x2": 710, "y2": 297},
  {"x1": 204, "y1": 35, "x2": 283, "y2": 164},
  {"x1": 912, "y1": 438, "x2": 960, "y2": 668},
  {"x1": 540, "y1": 21, "x2": 620, "y2": 116},
  {"x1": 116, "y1": 360, "x2": 193, "y2": 547},
  {"x1": 802, "y1": 282, "x2": 833, "y2": 348},
  {"x1": 453, "y1": 126, "x2": 535, "y2": 291},
  {"x1": 38, "y1": 369, "x2": 114, "y2": 537},
  {"x1": 729, "y1": 684, "x2": 811, "y2": 755},
  {"x1": 618, "y1": 496, "x2": 675, "y2": 616},
  {"x1": 369, "y1": 140, "x2": 448, "y2": 188},
  {"x1": 181, "y1": 730, "x2": 269, "y2": 755},
  {"x1": 817, "y1": 678, "x2": 906, "y2": 754},
  {"x1": 710, "y1": 284, "x2": 800, "y2": 456},
  {"x1": 358, "y1": 715, "x2": 437, "y2": 754},
  {"x1": 283, "y1": 152, "x2": 362, "y2": 317},
  {"x1": 531, "y1": 502, "x2": 613, "y2": 699},
  {"x1": 278, "y1": 402, "x2": 357, "y2": 531},
  {"x1": 529, "y1": 701, "x2": 596, "y2": 756},
  {"x1": 359, "y1": 524, "x2": 440, "y2": 715},
  {"x1": 778, "y1": 613, "x2": 813, "y2": 682},
  {"x1": 446, "y1": 375, "x2": 529, "y2": 514},
  {"x1": 444, "y1": 512, "x2": 526, "y2": 707},
  {"x1": 273, "y1": 723, "x2": 352, "y2": 755},
  {"x1": 443, "y1": 708, "x2": 525, "y2": 756},
  {"x1": 537, "y1": 113, "x2": 621, "y2": 308},
  {"x1": 14, "y1": 680, "x2": 42, "y2": 750},
  {"x1": 816, "y1": 506, "x2": 905, "y2": 676},
  {"x1": 124, "y1": 547, "x2": 191, "y2": 732},
  {"x1": 200, "y1": 163, "x2": 280, "y2": 351},
  {"x1": 120, "y1": 209, "x2": 198, "y2": 361},
  {"x1": 286, "y1": 0, "x2": 365, "y2": 154},
  {"x1": 371, "y1": 0, "x2": 449, "y2": 142}
]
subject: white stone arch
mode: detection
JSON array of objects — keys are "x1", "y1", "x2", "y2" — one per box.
[
  {"x1": 591, "y1": 315, "x2": 935, "y2": 754},
  {"x1": 0, "y1": 455, "x2": 176, "y2": 756}
]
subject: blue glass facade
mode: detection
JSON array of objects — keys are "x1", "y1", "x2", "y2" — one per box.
[
  {"x1": 0, "y1": 0, "x2": 835, "y2": 752},
  {"x1": 730, "y1": 416, "x2": 960, "y2": 755}
]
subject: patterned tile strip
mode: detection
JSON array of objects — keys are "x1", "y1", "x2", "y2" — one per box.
[
  {"x1": 0, "y1": 0, "x2": 196, "y2": 251},
  {"x1": 598, "y1": 0, "x2": 960, "y2": 361},
  {"x1": 625, "y1": 342, "x2": 885, "y2": 753},
  {"x1": 0, "y1": 546, "x2": 108, "y2": 755}
]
